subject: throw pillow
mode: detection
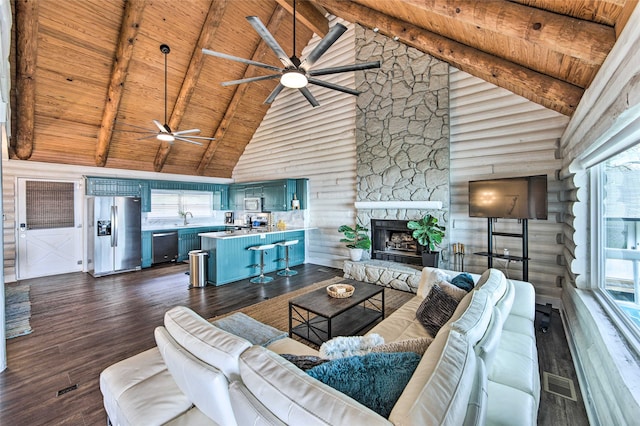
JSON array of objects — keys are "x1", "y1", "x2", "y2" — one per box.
[
  {"x1": 319, "y1": 334, "x2": 384, "y2": 360},
  {"x1": 451, "y1": 272, "x2": 475, "y2": 291},
  {"x1": 306, "y1": 352, "x2": 421, "y2": 418},
  {"x1": 416, "y1": 284, "x2": 460, "y2": 336},
  {"x1": 280, "y1": 354, "x2": 329, "y2": 371},
  {"x1": 438, "y1": 279, "x2": 468, "y2": 302},
  {"x1": 370, "y1": 336, "x2": 433, "y2": 355}
]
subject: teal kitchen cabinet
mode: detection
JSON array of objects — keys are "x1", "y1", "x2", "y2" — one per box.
[
  {"x1": 86, "y1": 177, "x2": 142, "y2": 197},
  {"x1": 262, "y1": 181, "x2": 288, "y2": 211},
  {"x1": 178, "y1": 226, "x2": 226, "y2": 261},
  {"x1": 228, "y1": 186, "x2": 245, "y2": 210},
  {"x1": 201, "y1": 230, "x2": 305, "y2": 285},
  {"x1": 141, "y1": 231, "x2": 153, "y2": 268}
]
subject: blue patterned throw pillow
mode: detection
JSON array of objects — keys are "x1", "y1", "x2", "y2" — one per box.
[
  {"x1": 451, "y1": 272, "x2": 475, "y2": 291},
  {"x1": 306, "y1": 352, "x2": 421, "y2": 418}
]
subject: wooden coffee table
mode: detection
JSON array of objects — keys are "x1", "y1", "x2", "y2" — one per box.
[{"x1": 288, "y1": 281, "x2": 385, "y2": 346}]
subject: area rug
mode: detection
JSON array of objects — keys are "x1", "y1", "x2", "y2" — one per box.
[
  {"x1": 5, "y1": 283, "x2": 32, "y2": 339},
  {"x1": 210, "y1": 276, "x2": 415, "y2": 347}
]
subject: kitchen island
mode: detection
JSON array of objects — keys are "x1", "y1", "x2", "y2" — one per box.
[{"x1": 199, "y1": 228, "x2": 306, "y2": 285}]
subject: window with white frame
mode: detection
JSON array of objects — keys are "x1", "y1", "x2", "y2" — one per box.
[
  {"x1": 593, "y1": 142, "x2": 640, "y2": 336},
  {"x1": 149, "y1": 189, "x2": 213, "y2": 218}
]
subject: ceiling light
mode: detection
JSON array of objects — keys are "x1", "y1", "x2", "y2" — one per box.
[
  {"x1": 280, "y1": 70, "x2": 308, "y2": 88},
  {"x1": 157, "y1": 133, "x2": 175, "y2": 142}
]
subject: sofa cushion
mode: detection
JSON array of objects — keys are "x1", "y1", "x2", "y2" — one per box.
[
  {"x1": 306, "y1": 352, "x2": 421, "y2": 418},
  {"x1": 228, "y1": 380, "x2": 287, "y2": 426},
  {"x1": 450, "y1": 290, "x2": 493, "y2": 345},
  {"x1": 475, "y1": 269, "x2": 507, "y2": 305},
  {"x1": 99, "y1": 347, "x2": 193, "y2": 426},
  {"x1": 474, "y1": 309, "x2": 503, "y2": 372},
  {"x1": 509, "y1": 279, "x2": 536, "y2": 321},
  {"x1": 164, "y1": 306, "x2": 251, "y2": 381},
  {"x1": 495, "y1": 280, "x2": 515, "y2": 326},
  {"x1": 416, "y1": 267, "x2": 440, "y2": 298},
  {"x1": 389, "y1": 329, "x2": 477, "y2": 426},
  {"x1": 416, "y1": 284, "x2": 460, "y2": 336},
  {"x1": 238, "y1": 345, "x2": 393, "y2": 425},
  {"x1": 486, "y1": 381, "x2": 537, "y2": 426},
  {"x1": 155, "y1": 326, "x2": 238, "y2": 426},
  {"x1": 370, "y1": 336, "x2": 433, "y2": 355},
  {"x1": 366, "y1": 296, "x2": 432, "y2": 343},
  {"x1": 266, "y1": 336, "x2": 320, "y2": 356}
]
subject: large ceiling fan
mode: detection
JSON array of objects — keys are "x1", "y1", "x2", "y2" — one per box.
[
  {"x1": 202, "y1": 1, "x2": 380, "y2": 107},
  {"x1": 120, "y1": 44, "x2": 215, "y2": 146}
]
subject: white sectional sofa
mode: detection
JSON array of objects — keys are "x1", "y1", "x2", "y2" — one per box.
[{"x1": 100, "y1": 267, "x2": 539, "y2": 425}]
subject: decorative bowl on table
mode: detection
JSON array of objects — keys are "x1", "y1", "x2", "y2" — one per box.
[{"x1": 327, "y1": 284, "x2": 355, "y2": 298}]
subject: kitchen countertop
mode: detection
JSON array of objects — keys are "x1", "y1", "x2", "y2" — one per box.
[
  {"x1": 199, "y1": 227, "x2": 308, "y2": 239},
  {"x1": 142, "y1": 224, "x2": 226, "y2": 232}
]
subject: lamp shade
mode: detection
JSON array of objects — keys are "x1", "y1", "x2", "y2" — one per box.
[{"x1": 280, "y1": 70, "x2": 308, "y2": 88}]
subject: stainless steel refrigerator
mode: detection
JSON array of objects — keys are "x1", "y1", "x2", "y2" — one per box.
[{"x1": 88, "y1": 196, "x2": 142, "y2": 277}]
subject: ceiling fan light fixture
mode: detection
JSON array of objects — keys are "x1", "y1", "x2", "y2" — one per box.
[
  {"x1": 281, "y1": 69, "x2": 308, "y2": 88},
  {"x1": 157, "y1": 133, "x2": 175, "y2": 142}
]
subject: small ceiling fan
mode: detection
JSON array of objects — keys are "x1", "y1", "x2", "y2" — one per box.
[
  {"x1": 119, "y1": 44, "x2": 215, "y2": 146},
  {"x1": 202, "y1": 1, "x2": 380, "y2": 107}
]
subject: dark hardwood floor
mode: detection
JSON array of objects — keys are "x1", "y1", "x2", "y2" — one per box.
[{"x1": 0, "y1": 263, "x2": 589, "y2": 425}]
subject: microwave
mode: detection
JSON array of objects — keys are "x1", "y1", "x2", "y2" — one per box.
[{"x1": 244, "y1": 197, "x2": 262, "y2": 212}]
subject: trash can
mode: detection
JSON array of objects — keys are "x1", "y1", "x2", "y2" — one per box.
[{"x1": 189, "y1": 250, "x2": 209, "y2": 288}]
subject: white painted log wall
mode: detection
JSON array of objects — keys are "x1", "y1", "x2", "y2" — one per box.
[
  {"x1": 449, "y1": 68, "x2": 570, "y2": 303},
  {"x1": 233, "y1": 17, "x2": 357, "y2": 269}
]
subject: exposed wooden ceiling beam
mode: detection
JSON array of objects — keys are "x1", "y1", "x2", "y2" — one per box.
[
  {"x1": 95, "y1": 0, "x2": 146, "y2": 167},
  {"x1": 313, "y1": 0, "x2": 582, "y2": 116},
  {"x1": 196, "y1": 6, "x2": 289, "y2": 175},
  {"x1": 393, "y1": 0, "x2": 614, "y2": 66},
  {"x1": 275, "y1": 0, "x2": 329, "y2": 37},
  {"x1": 153, "y1": 0, "x2": 230, "y2": 172},
  {"x1": 14, "y1": 0, "x2": 39, "y2": 160}
]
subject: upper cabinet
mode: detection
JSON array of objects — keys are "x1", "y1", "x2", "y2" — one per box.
[
  {"x1": 230, "y1": 178, "x2": 308, "y2": 211},
  {"x1": 85, "y1": 177, "x2": 308, "y2": 212},
  {"x1": 85, "y1": 177, "x2": 229, "y2": 213}
]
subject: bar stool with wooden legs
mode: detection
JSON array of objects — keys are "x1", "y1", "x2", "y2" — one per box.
[
  {"x1": 276, "y1": 239, "x2": 299, "y2": 276},
  {"x1": 248, "y1": 243, "x2": 276, "y2": 283}
]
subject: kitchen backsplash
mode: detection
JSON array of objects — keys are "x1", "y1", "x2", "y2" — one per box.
[{"x1": 142, "y1": 209, "x2": 307, "y2": 230}]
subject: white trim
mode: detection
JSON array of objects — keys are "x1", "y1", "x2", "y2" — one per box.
[{"x1": 354, "y1": 201, "x2": 443, "y2": 210}]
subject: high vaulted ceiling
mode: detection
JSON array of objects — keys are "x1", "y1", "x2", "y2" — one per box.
[{"x1": 8, "y1": 0, "x2": 637, "y2": 178}]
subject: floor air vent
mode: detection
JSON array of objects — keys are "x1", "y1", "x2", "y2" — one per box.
[{"x1": 543, "y1": 372, "x2": 577, "y2": 401}]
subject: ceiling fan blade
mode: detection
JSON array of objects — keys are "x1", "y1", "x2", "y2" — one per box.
[
  {"x1": 308, "y1": 78, "x2": 360, "y2": 96},
  {"x1": 153, "y1": 119, "x2": 168, "y2": 133},
  {"x1": 136, "y1": 134, "x2": 162, "y2": 141},
  {"x1": 246, "y1": 16, "x2": 295, "y2": 69},
  {"x1": 264, "y1": 84, "x2": 285, "y2": 105},
  {"x1": 172, "y1": 135, "x2": 216, "y2": 141},
  {"x1": 222, "y1": 74, "x2": 282, "y2": 87},
  {"x1": 172, "y1": 128, "x2": 201, "y2": 136},
  {"x1": 174, "y1": 136, "x2": 204, "y2": 146},
  {"x1": 300, "y1": 23, "x2": 348, "y2": 70},
  {"x1": 202, "y1": 49, "x2": 284, "y2": 73},
  {"x1": 299, "y1": 86, "x2": 320, "y2": 107},
  {"x1": 309, "y1": 61, "x2": 381, "y2": 77}
]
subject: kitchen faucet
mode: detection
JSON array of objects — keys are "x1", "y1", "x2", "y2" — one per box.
[{"x1": 183, "y1": 211, "x2": 193, "y2": 226}]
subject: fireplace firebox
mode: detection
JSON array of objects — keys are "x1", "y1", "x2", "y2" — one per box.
[{"x1": 371, "y1": 219, "x2": 421, "y2": 265}]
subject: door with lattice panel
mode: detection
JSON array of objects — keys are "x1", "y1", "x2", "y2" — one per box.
[{"x1": 17, "y1": 178, "x2": 83, "y2": 279}]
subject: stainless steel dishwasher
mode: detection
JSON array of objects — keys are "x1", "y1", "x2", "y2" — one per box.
[{"x1": 152, "y1": 231, "x2": 179, "y2": 264}]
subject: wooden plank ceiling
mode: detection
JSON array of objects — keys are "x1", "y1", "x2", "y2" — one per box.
[{"x1": 9, "y1": 0, "x2": 637, "y2": 178}]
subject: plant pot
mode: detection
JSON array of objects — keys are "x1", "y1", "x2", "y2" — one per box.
[
  {"x1": 349, "y1": 248, "x2": 364, "y2": 261},
  {"x1": 421, "y1": 251, "x2": 440, "y2": 267}
]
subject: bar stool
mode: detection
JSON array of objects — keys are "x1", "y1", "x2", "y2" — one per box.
[
  {"x1": 248, "y1": 243, "x2": 276, "y2": 283},
  {"x1": 276, "y1": 239, "x2": 299, "y2": 276}
]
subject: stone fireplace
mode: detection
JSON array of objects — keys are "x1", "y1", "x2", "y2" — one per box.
[{"x1": 371, "y1": 219, "x2": 422, "y2": 266}]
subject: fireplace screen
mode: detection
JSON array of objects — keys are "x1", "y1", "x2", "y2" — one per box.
[{"x1": 371, "y1": 219, "x2": 422, "y2": 265}]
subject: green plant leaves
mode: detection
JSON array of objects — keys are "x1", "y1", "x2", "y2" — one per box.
[
  {"x1": 407, "y1": 214, "x2": 445, "y2": 252},
  {"x1": 338, "y1": 224, "x2": 372, "y2": 250}
]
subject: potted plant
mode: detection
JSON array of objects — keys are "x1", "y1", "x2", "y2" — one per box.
[
  {"x1": 407, "y1": 214, "x2": 446, "y2": 267},
  {"x1": 338, "y1": 223, "x2": 372, "y2": 261}
]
